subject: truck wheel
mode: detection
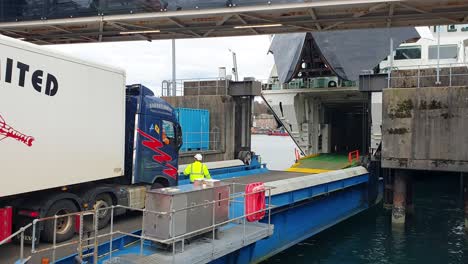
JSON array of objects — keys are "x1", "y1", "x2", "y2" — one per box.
[
  {"x1": 42, "y1": 200, "x2": 78, "y2": 243},
  {"x1": 94, "y1": 193, "x2": 113, "y2": 229},
  {"x1": 151, "y1": 182, "x2": 164, "y2": 189}
]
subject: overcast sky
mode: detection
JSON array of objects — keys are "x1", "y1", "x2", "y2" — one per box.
[{"x1": 50, "y1": 35, "x2": 274, "y2": 95}]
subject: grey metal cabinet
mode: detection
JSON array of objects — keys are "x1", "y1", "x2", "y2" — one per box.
[{"x1": 144, "y1": 182, "x2": 230, "y2": 241}]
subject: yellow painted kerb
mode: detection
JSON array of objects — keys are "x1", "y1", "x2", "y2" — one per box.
[
  {"x1": 290, "y1": 153, "x2": 321, "y2": 168},
  {"x1": 286, "y1": 167, "x2": 331, "y2": 174}
]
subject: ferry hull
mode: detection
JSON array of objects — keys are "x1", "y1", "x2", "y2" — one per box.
[{"x1": 215, "y1": 172, "x2": 381, "y2": 263}]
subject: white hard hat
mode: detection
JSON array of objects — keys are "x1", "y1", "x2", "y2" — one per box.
[{"x1": 194, "y1": 154, "x2": 203, "y2": 161}]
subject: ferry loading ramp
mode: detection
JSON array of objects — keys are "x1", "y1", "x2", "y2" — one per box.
[
  {"x1": 288, "y1": 153, "x2": 360, "y2": 174},
  {"x1": 50, "y1": 166, "x2": 378, "y2": 264}
]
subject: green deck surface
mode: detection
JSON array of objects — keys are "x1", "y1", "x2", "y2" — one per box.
[{"x1": 294, "y1": 154, "x2": 354, "y2": 170}]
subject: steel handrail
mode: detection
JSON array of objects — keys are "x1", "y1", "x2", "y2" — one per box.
[
  {"x1": 2, "y1": 182, "x2": 275, "y2": 264},
  {"x1": 0, "y1": 222, "x2": 32, "y2": 246},
  {"x1": 0, "y1": 222, "x2": 33, "y2": 262},
  {"x1": 386, "y1": 62, "x2": 468, "y2": 88}
]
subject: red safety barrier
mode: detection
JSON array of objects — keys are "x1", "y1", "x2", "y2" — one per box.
[
  {"x1": 75, "y1": 214, "x2": 94, "y2": 233},
  {"x1": 245, "y1": 182, "x2": 266, "y2": 222},
  {"x1": 74, "y1": 215, "x2": 81, "y2": 233},
  {"x1": 348, "y1": 150, "x2": 360, "y2": 164},
  {"x1": 294, "y1": 148, "x2": 301, "y2": 162},
  {"x1": 0, "y1": 206, "x2": 13, "y2": 243}
]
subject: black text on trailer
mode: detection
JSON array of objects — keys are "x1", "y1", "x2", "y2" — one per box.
[{"x1": 1, "y1": 58, "x2": 59, "y2": 96}]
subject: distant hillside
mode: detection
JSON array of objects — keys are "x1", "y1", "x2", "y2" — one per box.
[{"x1": 253, "y1": 101, "x2": 272, "y2": 117}]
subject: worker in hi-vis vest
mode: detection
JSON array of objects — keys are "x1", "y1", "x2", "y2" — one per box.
[{"x1": 184, "y1": 154, "x2": 211, "y2": 183}]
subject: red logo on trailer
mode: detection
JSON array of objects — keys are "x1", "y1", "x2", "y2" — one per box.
[
  {"x1": 137, "y1": 128, "x2": 177, "y2": 179},
  {"x1": 0, "y1": 114, "x2": 35, "y2": 147}
]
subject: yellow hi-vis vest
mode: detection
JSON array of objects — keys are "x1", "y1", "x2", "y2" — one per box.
[{"x1": 184, "y1": 161, "x2": 211, "y2": 183}]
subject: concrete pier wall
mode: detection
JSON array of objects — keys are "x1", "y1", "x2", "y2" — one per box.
[
  {"x1": 162, "y1": 95, "x2": 236, "y2": 164},
  {"x1": 382, "y1": 86, "x2": 468, "y2": 172}
]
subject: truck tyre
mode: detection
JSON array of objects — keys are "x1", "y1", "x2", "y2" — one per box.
[
  {"x1": 151, "y1": 182, "x2": 164, "y2": 189},
  {"x1": 42, "y1": 200, "x2": 78, "y2": 243},
  {"x1": 94, "y1": 193, "x2": 113, "y2": 229}
]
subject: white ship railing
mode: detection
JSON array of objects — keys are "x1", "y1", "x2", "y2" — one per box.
[
  {"x1": 384, "y1": 62, "x2": 468, "y2": 88},
  {"x1": 179, "y1": 131, "x2": 221, "y2": 152}
]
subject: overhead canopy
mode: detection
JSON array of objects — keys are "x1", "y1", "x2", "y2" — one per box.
[
  {"x1": 269, "y1": 27, "x2": 420, "y2": 82},
  {"x1": 0, "y1": 0, "x2": 466, "y2": 44}
]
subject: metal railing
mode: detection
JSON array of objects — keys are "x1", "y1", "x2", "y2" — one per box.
[
  {"x1": 260, "y1": 77, "x2": 356, "y2": 91},
  {"x1": 385, "y1": 63, "x2": 468, "y2": 88},
  {"x1": 0, "y1": 222, "x2": 32, "y2": 263},
  {"x1": 179, "y1": 131, "x2": 220, "y2": 152},
  {"x1": 161, "y1": 77, "x2": 229, "y2": 154},
  {"x1": 0, "y1": 182, "x2": 275, "y2": 264},
  {"x1": 161, "y1": 77, "x2": 229, "y2": 97}
]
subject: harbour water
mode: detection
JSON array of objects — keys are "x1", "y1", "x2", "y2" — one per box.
[
  {"x1": 252, "y1": 135, "x2": 468, "y2": 264},
  {"x1": 251, "y1": 135, "x2": 297, "y2": 171}
]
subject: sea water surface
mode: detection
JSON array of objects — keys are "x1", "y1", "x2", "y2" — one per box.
[{"x1": 251, "y1": 135, "x2": 468, "y2": 264}]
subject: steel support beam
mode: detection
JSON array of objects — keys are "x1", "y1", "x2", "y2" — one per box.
[
  {"x1": 107, "y1": 22, "x2": 150, "y2": 41},
  {"x1": 308, "y1": 8, "x2": 322, "y2": 31},
  {"x1": 238, "y1": 13, "x2": 315, "y2": 32},
  {"x1": 324, "y1": 2, "x2": 388, "y2": 30},
  {"x1": 216, "y1": 15, "x2": 233, "y2": 26},
  {"x1": 98, "y1": 17, "x2": 104, "y2": 42},
  {"x1": 203, "y1": 29, "x2": 215, "y2": 37},
  {"x1": 236, "y1": 15, "x2": 259, "y2": 35},
  {"x1": 397, "y1": 2, "x2": 460, "y2": 24},
  {"x1": 387, "y1": 3, "x2": 395, "y2": 27}
]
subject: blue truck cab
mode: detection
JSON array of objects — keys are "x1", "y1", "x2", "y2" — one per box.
[{"x1": 125, "y1": 84, "x2": 182, "y2": 188}]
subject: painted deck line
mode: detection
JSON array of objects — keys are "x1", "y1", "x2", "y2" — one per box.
[{"x1": 286, "y1": 167, "x2": 331, "y2": 174}]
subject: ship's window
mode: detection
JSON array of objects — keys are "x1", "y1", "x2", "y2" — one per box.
[
  {"x1": 394, "y1": 46, "x2": 421, "y2": 60},
  {"x1": 447, "y1": 25, "x2": 457, "y2": 32},
  {"x1": 428, "y1": 44, "x2": 458, "y2": 60}
]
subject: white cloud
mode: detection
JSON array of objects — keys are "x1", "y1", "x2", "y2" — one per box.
[{"x1": 49, "y1": 35, "x2": 274, "y2": 94}]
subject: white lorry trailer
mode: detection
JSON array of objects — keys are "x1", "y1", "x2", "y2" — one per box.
[{"x1": 0, "y1": 35, "x2": 182, "y2": 243}]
